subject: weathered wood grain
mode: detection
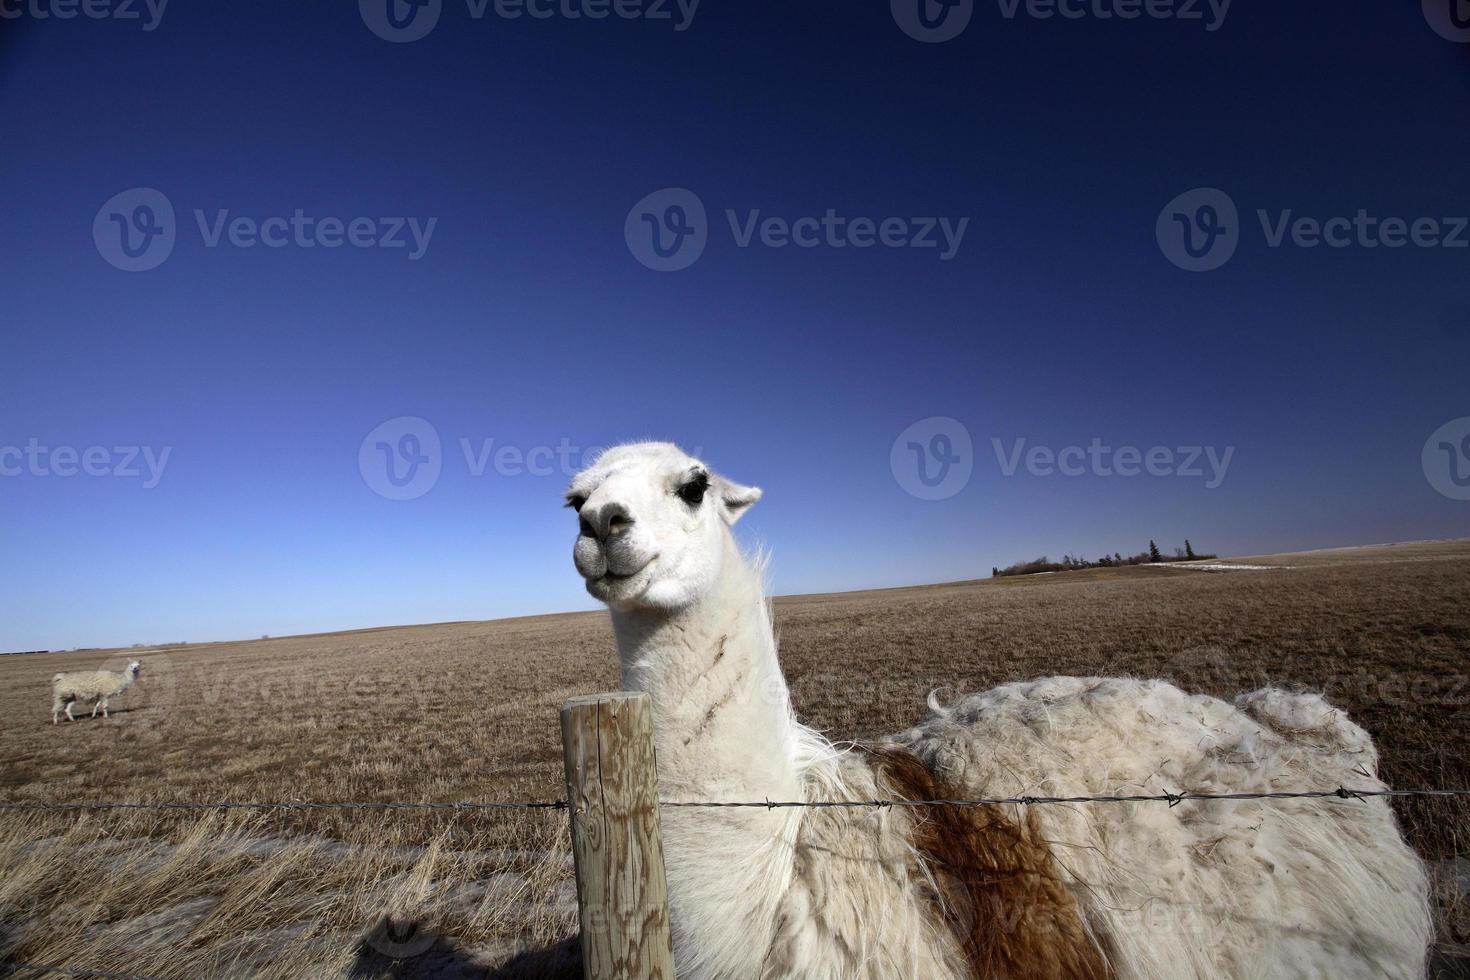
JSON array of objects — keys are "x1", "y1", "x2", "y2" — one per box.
[{"x1": 561, "y1": 692, "x2": 676, "y2": 980}]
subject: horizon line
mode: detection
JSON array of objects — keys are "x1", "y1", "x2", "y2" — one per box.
[{"x1": 9, "y1": 537, "x2": 1467, "y2": 657}]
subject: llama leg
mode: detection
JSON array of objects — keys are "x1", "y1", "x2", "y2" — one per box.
[
  {"x1": 66, "y1": 703, "x2": 75, "y2": 722},
  {"x1": 52, "y1": 700, "x2": 60, "y2": 724},
  {"x1": 91, "y1": 701, "x2": 100, "y2": 718},
  {"x1": 101, "y1": 699, "x2": 109, "y2": 719}
]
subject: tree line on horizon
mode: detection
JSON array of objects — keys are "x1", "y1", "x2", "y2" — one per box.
[{"x1": 992, "y1": 540, "x2": 1216, "y2": 578}]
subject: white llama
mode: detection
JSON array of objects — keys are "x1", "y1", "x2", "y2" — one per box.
[
  {"x1": 564, "y1": 442, "x2": 1431, "y2": 980},
  {"x1": 51, "y1": 660, "x2": 143, "y2": 723}
]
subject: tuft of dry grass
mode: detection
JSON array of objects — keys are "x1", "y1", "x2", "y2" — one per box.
[{"x1": 1, "y1": 540, "x2": 1466, "y2": 976}]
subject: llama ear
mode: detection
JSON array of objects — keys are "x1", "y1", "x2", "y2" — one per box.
[{"x1": 717, "y1": 477, "x2": 761, "y2": 524}]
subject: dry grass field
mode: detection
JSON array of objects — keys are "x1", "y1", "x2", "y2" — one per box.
[{"x1": 1, "y1": 540, "x2": 1467, "y2": 978}]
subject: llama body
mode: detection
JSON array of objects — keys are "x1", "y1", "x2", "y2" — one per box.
[
  {"x1": 898, "y1": 679, "x2": 1430, "y2": 978},
  {"x1": 566, "y1": 443, "x2": 1431, "y2": 979},
  {"x1": 52, "y1": 660, "x2": 142, "y2": 723}
]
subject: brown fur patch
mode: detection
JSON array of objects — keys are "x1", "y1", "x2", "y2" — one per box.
[{"x1": 864, "y1": 745, "x2": 1113, "y2": 980}]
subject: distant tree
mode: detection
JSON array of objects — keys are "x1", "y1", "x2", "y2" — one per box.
[
  {"x1": 1149, "y1": 540, "x2": 1163, "y2": 563},
  {"x1": 1185, "y1": 539, "x2": 1196, "y2": 559},
  {"x1": 1115, "y1": 552, "x2": 1124, "y2": 563},
  {"x1": 992, "y1": 567, "x2": 999, "y2": 577}
]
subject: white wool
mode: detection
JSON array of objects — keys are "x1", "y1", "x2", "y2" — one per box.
[
  {"x1": 567, "y1": 442, "x2": 1433, "y2": 979},
  {"x1": 896, "y1": 678, "x2": 1432, "y2": 978},
  {"x1": 51, "y1": 661, "x2": 141, "y2": 723}
]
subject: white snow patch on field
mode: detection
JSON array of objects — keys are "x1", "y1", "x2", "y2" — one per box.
[{"x1": 1154, "y1": 563, "x2": 1284, "y2": 572}]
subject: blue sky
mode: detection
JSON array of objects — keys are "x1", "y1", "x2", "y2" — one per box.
[{"x1": 1, "y1": 1, "x2": 1467, "y2": 651}]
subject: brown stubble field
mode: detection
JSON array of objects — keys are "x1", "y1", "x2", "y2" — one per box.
[{"x1": 0, "y1": 540, "x2": 1467, "y2": 977}]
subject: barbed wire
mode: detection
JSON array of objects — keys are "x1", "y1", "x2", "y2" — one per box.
[
  {"x1": 662, "y1": 786, "x2": 1470, "y2": 808},
  {"x1": 3, "y1": 788, "x2": 1467, "y2": 980},
  {"x1": 0, "y1": 962, "x2": 162, "y2": 980},
  {"x1": 3, "y1": 786, "x2": 1469, "y2": 815},
  {"x1": 0, "y1": 800, "x2": 567, "y2": 814}
]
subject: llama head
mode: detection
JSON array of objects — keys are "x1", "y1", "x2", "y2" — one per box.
[
  {"x1": 565, "y1": 442, "x2": 761, "y2": 611},
  {"x1": 126, "y1": 660, "x2": 142, "y2": 677}
]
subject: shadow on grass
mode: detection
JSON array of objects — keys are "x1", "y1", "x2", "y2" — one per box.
[
  {"x1": 348, "y1": 932, "x2": 579, "y2": 980},
  {"x1": 52, "y1": 705, "x2": 145, "y2": 723},
  {"x1": 484, "y1": 938, "x2": 580, "y2": 980}
]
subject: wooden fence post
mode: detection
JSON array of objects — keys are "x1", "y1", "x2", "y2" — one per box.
[{"x1": 560, "y1": 692, "x2": 677, "y2": 980}]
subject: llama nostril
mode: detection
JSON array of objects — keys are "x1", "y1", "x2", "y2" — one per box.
[{"x1": 582, "y1": 503, "x2": 634, "y2": 542}]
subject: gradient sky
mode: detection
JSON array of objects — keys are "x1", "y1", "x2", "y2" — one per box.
[{"x1": 1, "y1": 1, "x2": 1467, "y2": 651}]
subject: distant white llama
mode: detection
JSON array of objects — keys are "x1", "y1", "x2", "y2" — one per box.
[
  {"x1": 564, "y1": 442, "x2": 1432, "y2": 980},
  {"x1": 51, "y1": 660, "x2": 142, "y2": 723}
]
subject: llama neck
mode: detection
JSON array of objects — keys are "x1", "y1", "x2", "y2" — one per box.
[
  {"x1": 609, "y1": 536, "x2": 805, "y2": 804},
  {"x1": 609, "y1": 536, "x2": 810, "y2": 976}
]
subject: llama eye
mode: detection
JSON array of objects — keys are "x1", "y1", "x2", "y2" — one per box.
[
  {"x1": 566, "y1": 495, "x2": 586, "y2": 512},
  {"x1": 677, "y1": 474, "x2": 708, "y2": 506}
]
